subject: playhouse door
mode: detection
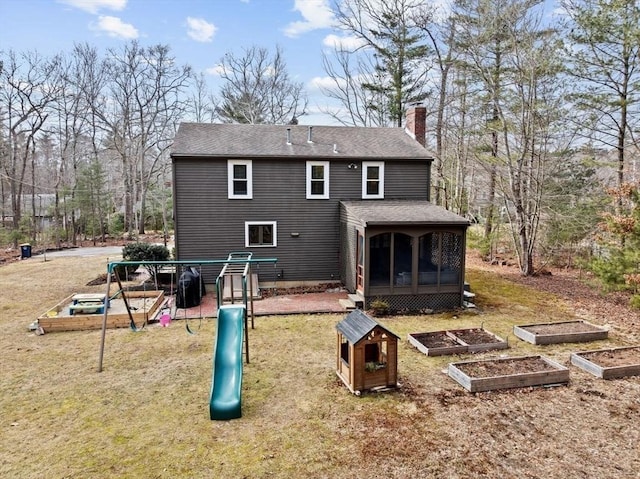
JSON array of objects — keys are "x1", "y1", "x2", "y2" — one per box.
[{"x1": 356, "y1": 231, "x2": 364, "y2": 293}]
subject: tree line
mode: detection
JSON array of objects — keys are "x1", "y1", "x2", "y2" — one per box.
[{"x1": 1, "y1": 0, "x2": 639, "y2": 286}]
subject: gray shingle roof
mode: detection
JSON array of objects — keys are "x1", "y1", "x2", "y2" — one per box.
[
  {"x1": 341, "y1": 200, "x2": 470, "y2": 226},
  {"x1": 336, "y1": 309, "x2": 398, "y2": 344},
  {"x1": 171, "y1": 123, "x2": 433, "y2": 160}
]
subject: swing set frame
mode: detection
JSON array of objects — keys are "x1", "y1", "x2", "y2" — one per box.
[{"x1": 97, "y1": 256, "x2": 278, "y2": 372}]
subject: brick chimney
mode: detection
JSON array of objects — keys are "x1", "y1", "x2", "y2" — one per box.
[{"x1": 405, "y1": 104, "x2": 426, "y2": 147}]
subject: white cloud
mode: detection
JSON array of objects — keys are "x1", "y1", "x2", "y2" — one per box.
[
  {"x1": 284, "y1": 0, "x2": 334, "y2": 37},
  {"x1": 323, "y1": 34, "x2": 367, "y2": 51},
  {"x1": 308, "y1": 75, "x2": 344, "y2": 91},
  {"x1": 205, "y1": 64, "x2": 226, "y2": 76},
  {"x1": 58, "y1": 0, "x2": 126, "y2": 14},
  {"x1": 90, "y1": 15, "x2": 138, "y2": 39},
  {"x1": 186, "y1": 17, "x2": 217, "y2": 43}
]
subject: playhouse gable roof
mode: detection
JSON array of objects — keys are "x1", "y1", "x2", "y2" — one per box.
[{"x1": 336, "y1": 309, "x2": 398, "y2": 344}]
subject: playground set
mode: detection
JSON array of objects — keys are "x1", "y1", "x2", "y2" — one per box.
[{"x1": 91, "y1": 252, "x2": 276, "y2": 420}]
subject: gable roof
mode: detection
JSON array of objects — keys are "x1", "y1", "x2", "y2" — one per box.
[
  {"x1": 336, "y1": 309, "x2": 399, "y2": 344},
  {"x1": 341, "y1": 200, "x2": 470, "y2": 226},
  {"x1": 171, "y1": 123, "x2": 433, "y2": 160}
]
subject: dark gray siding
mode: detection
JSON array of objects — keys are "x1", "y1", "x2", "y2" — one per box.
[
  {"x1": 384, "y1": 160, "x2": 431, "y2": 200},
  {"x1": 339, "y1": 202, "x2": 361, "y2": 292},
  {"x1": 174, "y1": 157, "x2": 430, "y2": 283}
]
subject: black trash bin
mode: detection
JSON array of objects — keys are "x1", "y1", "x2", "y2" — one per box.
[{"x1": 20, "y1": 243, "x2": 32, "y2": 259}]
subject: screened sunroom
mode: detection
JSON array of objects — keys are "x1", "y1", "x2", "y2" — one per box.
[{"x1": 340, "y1": 200, "x2": 470, "y2": 312}]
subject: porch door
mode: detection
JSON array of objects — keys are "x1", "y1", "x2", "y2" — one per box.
[{"x1": 356, "y1": 230, "x2": 364, "y2": 293}]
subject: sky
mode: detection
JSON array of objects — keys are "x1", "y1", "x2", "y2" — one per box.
[
  {"x1": 0, "y1": 0, "x2": 562, "y2": 125},
  {"x1": 0, "y1": 0, "x2": 360, "y2": 124}
]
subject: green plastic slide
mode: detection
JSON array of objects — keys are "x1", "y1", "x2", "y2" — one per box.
[{"x1": 209, "y1": 304, "x2": 245, "y2": 420}]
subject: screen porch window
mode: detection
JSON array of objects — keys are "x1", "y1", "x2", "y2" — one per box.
[
  {"x1": 306, "y1": 161, "x2": 330, "y2": 199},
  {"x1": 245, "y1": 221, "x2": 277, "y2": 247},
  {"x1": 369, "y1": 231, "x2": 462, "y2": 287},
  {"x1": 228, "y1": 160, "x2": 253, "y2": 199},
  {"x1": 362, "y1": 161, "x2": 384, "y2": 199}
]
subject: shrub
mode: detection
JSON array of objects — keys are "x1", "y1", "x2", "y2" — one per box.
[
  {"x1": 369, "y1": 298, "x2": 390, "y2": 317},
  {"x1": 121, "y1": 242, "x2": 171, "y2": 282}
]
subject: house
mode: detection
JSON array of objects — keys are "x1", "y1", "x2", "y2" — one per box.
[
  {"x1": 170, "y1": 105, "x2": 470, "y2": 311},
  {"x1": 335, "y1": 309, "x2": 399, "y2": 395},
  {"x1": 2, "y1": 194, "x2": 62, "y2": 229}
]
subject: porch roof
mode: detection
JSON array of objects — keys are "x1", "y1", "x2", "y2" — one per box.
[
  {"x1": 336, "y1": 309, "x2": 399, "y2": 344},
  {"x1": 341, "y1": 200, "x2": 470, "y2": 226}
]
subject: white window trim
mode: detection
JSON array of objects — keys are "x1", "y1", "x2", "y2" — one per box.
[
  {"x1": 228, "y1": 159, "x2": 253, "y2": 199},
  {"x1": 306, "y1": 161, "x2": 330, "y2": 199},
  {"x1": 362, "y1": 161, "x2": 385, "y2": 199},
  {"x1": 245, "y1": 221, "x2": 277, "y2": 248}
]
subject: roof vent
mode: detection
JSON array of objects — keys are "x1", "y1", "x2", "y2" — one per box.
[
  {"x1": 333, "y1": 143, "x2": 338, "y2": 154},
  {"x1": 307, "y1": 126, "x2": 313, "y2": 143},
  {"x1": 286, "y1": 128, "x2": 292, "y2": 145}
]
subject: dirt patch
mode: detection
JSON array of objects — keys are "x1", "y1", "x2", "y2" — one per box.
[
  {"x1": 412, "y1": 331, "x2": 460, "y2": 348},
  {"x1": 451, "y1": 328, "x2": 503, "y2": 344},
  {"x1": 261, "y1": 282, "x2": 344, "y2": 297}
]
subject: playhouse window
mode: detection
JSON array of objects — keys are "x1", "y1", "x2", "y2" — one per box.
[
  {"x1": 245, "y1": 221, "x2": 277, "y2": 247},
  {"x1": 228, "y1": 160, "x2": 253, "y2": 199},
  {"x1": 365, "y1": 343, "x2": 379, "y2": 362},
  {"x1": 306, "y1": 161, "x2": 330, "y2": 199},
  {"x1": 364, "y1": 341, "x2": 387, "y2": 372},
  {"x1": 362, "y1": 161, "x2": 384, "y2": 199},
  {"x1": 340, "y1": 336, "x2": 349, "y2": 365}
]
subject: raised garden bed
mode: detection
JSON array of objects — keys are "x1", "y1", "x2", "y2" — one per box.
[
  {"x1": 407, "y1": 331, "x2": 468, "y2": 356},
  {"x1": 513, "y1": 320, "x2": 608, "y2": 345},
  {"x1": 447, "y1": 328, "x2": 508, "y2": 353},
  {"x1": 448, "y1": 355, "x2": 569, "y2": 392},
  {"x1": 408, "y1": 327, "x2": 507, "y2": 356},
  {"x1": 571, "y1": 346, "x2": 640, "y2": 379}
]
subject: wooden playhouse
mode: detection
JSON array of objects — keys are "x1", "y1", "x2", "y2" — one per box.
[{"x1": 335, "y1": 310, "x2": 399, "y2": 395}]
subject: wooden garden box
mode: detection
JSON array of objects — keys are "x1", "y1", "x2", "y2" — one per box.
[
  {"x1": 407, "y1": 331, "x2": 468, "y2": 356},
  {"x1": 448, "y1": 355, "x2": 569, "y2": 392},
  {"x1": 571, "y1": 346, "x2": 640, "y2": 379},
  {"x1": 408, "y1": 327, "x2": 507, "y2": 356},
  {"x1": 513, "y1": 320, "x2": 608, "y2": 345}
]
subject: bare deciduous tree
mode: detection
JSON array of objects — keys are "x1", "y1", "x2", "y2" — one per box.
[
  {"x1": 0, "y1": 50, "x2": 60, "y2": 245},
  {"x1": 215, "y1": 45, "x2": 307, "y2": 125}
]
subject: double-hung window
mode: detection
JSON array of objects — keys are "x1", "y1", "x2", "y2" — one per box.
[
  {"x1": 228, "y1": 160, "x2": 253, "y2": 199},
  {"x1": 245, "y1": 221, "x2": 277, "y2": 247},
  {"x1": 306, "y1": 161, "x2": 330, "y2": 199},
  {"x1": 362, "y1": 161, "x2": 384, "y2": 199}
]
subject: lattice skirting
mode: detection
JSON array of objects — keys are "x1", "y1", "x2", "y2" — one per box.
[{"x1": 365, "y1": 293, "x2": 461, "y2": 313}]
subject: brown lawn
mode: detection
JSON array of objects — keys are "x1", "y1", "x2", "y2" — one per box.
[{"x1": 1, "y1": 251, "x2": 639, "y2": 478}]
